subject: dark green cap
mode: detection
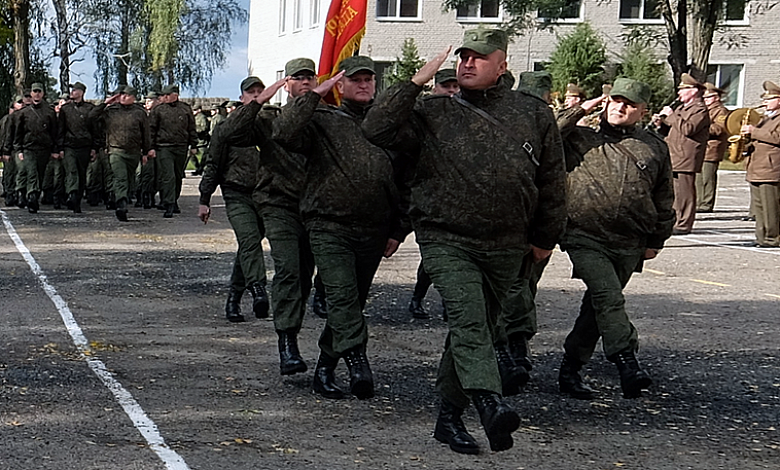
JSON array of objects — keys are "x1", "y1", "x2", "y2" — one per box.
[
  {"x1": 123, "y1": 85, "x2": 138, "y2": 97},
  {"x1": 31, "y1": 82, "x2": 44, "y2": 92},
  {"x1": 435, "y1": 68, "x2": 457, "y2": 84},
  {"x1": 518, "y1": 71, "x2": 552, "y2": 100},
  {"x1": 227, "y1": 101, "x2": 241, "y2": 108},
  {"x1": 610, "y1": 78, "x2": 651, "y2": 104},
  {"x1": 59, "y1": 93, "x2": 70, "y2": 101},
  {"x1": 146, "y1": 91, "x2": 159, "y2": 99},
  {"x1": 240, "y1": 76, "x2": 265, "y2": 91},
  {"x1": 14, "y1": 94, "x2": 23, "y2": 103},
  {"x1": 72, "y1": 82, "x2": 87, "y2": 92},
  {"x1": 161, "y1": 84, "x2": 179, "y2": 95},
  {"x1": 455, "y1": 28, "x2": 508, "y2": 56},
  {"x1": 338, "y1": 56, "x2": 375, "y2": 76},
  {"x1": 285, "y1": 58, "x2": 316, "y2": 77}
]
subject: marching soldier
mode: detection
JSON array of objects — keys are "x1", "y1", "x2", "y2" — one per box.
[
  {"x1": 1, "y1": 96, "x2": 23, "y2": 207},
  {"x1": 57, "y1": 82, "x2": 95, "y2": 213},
  {"x1": 741, "y1": 80, "x2": 780, "y2": 247},
  {"x1": 556, "y1": 78, "x2": 674, "y2": 400},
  {"x1": 696, "y1": 82, "x2": 729, "y2": 212},
  {"x1": 273, "y1": 56, "x2": 405, "y2": 401},
  {"x1": 658, "y1": 73, "x2": 710, "y2": 235},
  {"x1": 363, "y1": 29, "x2": 566, "y2": 454},
  {"x1": 12, "y1": 82, "x2": 59, "y2": 213}
]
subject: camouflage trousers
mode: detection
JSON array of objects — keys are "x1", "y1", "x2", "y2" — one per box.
[
  {"x1": 223, "y1": 188, "x2": 267, "y2": 291},
  {"x1": 264, "y1": 206, "x2": 316, "y2": 334},
  {"x1": 309, "y1": 227, "x2": 385, "y2": 359},
  {"x1": 496, "y1": 253, "x2": 551, "y2": 344},
  {"x1": 18, "y1": 149, "x2": 50, "y2": 194},
  {"x1": 420, "y1": 241, "x2": 526, "y2": 409},
  {"x1": 109, "y1": 149, "x2": 140, "y2": 202},
  {"x1": 86, "y1": 149, "x2": 113, "y2": 198},
  {"x1": 561, "y1": 236, "x2": 642, "y2": 364},
  {"x1": 63, "y1": 147, "x2": 92, "y2": 195},
  {"x1": 156, "y1": 146, "x2": 188, "y2": 206}
]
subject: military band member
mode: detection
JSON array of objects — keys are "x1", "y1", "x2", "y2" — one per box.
[
  {"x1": 564, "y1": 83, "x2": 586, "y2": 109},
  {"x1": 658, "y1": 73, "x2": 710, "y2": 235},
  {"x1": 557, "y1": 78, "x2": 674, "y2": 399},
  {"x1": 742, "y1": 80, "x2": 780, "y2": 247},
  {"x1": 363, "y1": 29, "x2": 567, "y2": 454},
  {"x1": 696, "y1": 82, "x2": 729, "y2": 212}
]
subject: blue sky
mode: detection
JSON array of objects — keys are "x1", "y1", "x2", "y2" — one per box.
[{"x1": 65, "y1": 0, "x2": 251, "y2": 99}]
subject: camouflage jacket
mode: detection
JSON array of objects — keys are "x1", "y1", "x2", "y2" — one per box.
[
  {"x1": 559, "y1": 108, "x2": 675, "y2": 250},
  {"x1": 149, "y1": 100, "x2": 197, "y2": 148},
  {"x1": 57, "y1": 100, "x2": 95, "y2": 149},
  {"x1": 199, "y1": 105, "x2": 262, "y2": 203},
  {"x1": 362, "y1": 77, "x2": 567, "y2": 251},
  {"x1": 0, "y1": 113, "x2": 13, "y2": 156},
  {"x1": 90, "y1": 103, "x2": 150, "y2": 156},
  {"x1": 13, "y1": 101, "x2": 58, "y2": 153},
  {"x1": 272, "y1": 93, "x2": 401, "y2": 238}
]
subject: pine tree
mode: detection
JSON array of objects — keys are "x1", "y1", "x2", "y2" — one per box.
[
  {"x1": 546, "y1": 22, "x2": 606, "y2": 99},
  {"x1": 616, "y1": 42, "x2": 675, "y2": 115},
  {"x1": 384, "y1": 38, "x2": 425, "y2": 89}
]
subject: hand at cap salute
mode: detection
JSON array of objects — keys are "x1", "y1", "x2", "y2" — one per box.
[
  {"x1": 254, "y1": 77, "x2": 289, "y2": 105},
  {"x1": 412, "y1": 46, "x2": 453, "y2": 87},
  {"x1": 313, "y1": 70, "x2": 346, "y2": 97}
]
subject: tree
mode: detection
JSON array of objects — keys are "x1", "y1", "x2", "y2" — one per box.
[
  {"x1": 616, "y1": 42, "x2": 675, "y2": 114},
  {"x1": 9, "y1": 0, "x2": 30, "y2": 93},
  {"x1": 545, "y1": 22, "x2": 606, "y2": 99},
  {"x1": 383, "y1": 38, "x2": 425, "y2": 89}
]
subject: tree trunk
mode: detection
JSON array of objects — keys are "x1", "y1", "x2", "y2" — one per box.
[
  {"x1": 660, "y1": 0, "x2": 688, "y2": 86},
  {"x1": 689, "y1": 0, "x2": 723, "y2": 81},
  {"x1": 11, "y1": 0, "x2": 30, "y2": 94},
  {"x1": 52, "y1": 0, "x2": 71, "y2": 94},
  {"x1": 117, "y1": 0, "x2": 131, "y2": 86}
]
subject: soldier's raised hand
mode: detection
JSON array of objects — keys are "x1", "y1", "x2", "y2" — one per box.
[
  {"x1": 313, "y1": 70, "x2": 346, "y2": 97},
  {"x1": 412, "y1": 46, "x2": 453, "y2": 87},
  {"x1": 255, "y1": 77, "x2": 288, "y2": 105}
]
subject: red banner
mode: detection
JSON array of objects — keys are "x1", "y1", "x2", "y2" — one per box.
[{"x1": 317, "y1": 0, "x2": 367, "y2": 104}]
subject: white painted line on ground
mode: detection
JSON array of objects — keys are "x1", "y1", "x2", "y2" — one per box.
[
  {"x1": 673, "y1": 230, "x2": 780, "y2": 256},
  {"x1": 0, "y1": 209, "x2": 190, "y2": 470}
]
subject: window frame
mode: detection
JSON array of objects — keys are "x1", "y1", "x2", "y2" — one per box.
[
  {"x1": 706, "y1": 62, "x2": 745, "y2": 109},
  {"x1": 293, "y1": 0, "x2": 305, "y2": 32},
  {"x1": 279, "y1": 0, "x2": 288, "y2": 35},
  {"x1": 618, "y1": 0, "x2": 664, "y2": 25},
  {"x1": 376, "y1": 0, "x2": 423, "y2": 22},
  {"x1": 310, "y1": 0, "x2": 321, "y2": 27},
  {"x1": 722, "y1": 0, "x2": 749, "y2": 26},
  {"x1": 456, "y1": 0, "x2": 503, "y2": 23},
  {"x1": 536, "y1": 0, "x2": 584, "y2": 24}
]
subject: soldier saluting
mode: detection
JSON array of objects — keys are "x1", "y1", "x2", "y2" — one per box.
[{"x1": 363, "y1": 28, "x2": 567, "y2": 454}]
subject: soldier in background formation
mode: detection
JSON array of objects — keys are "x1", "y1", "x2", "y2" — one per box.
[
  {"x1": 696, "y1": 82, "x2": 729, "y2": 213},
  {"x1": 57, "y1": 82, "x2": 95, "y2": 214}
]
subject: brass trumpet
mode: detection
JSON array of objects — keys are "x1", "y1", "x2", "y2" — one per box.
[{"x1": 726, "y1": 107, "x2": 763, "y2": 163}]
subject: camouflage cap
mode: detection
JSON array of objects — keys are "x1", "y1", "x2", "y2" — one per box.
[
  {"x1": 435, "y1": 68, "x2": 457, "y2": 84},
  {"x1": 565, "y1": 83, "x2": 586, "y2": 99},
  {"x1": 518, "y1": 71, "x2": 552, "y2": 101},
  {"x1": 14, "y1": 94, "x2": 23, "y2": 103},
  {"x1": 23, "y1": 89, "x2": 31, "y2": 97},
  {"x1": 146, "y1": 91, "x2": 159, "y2": 100},
  {"x1": 703, "y1": 82, "x2": 724, "y2": 98},
  {"x1": 59, "y1": 93, "x2": 70, "y2": 101},
  {"x1": 678, "y1": 73, "x2": 704, "y2": 90},
  {"x1": 123, "y1": 85, "x2": 138, "y2": 97},
  {"x1": 455, "y1": 27, "x2": 508, "y2": 56},
  {"x1": 227, "y1": 100, "x2": 241, "y2": 108},
  {"x1": 609, "y1": 78, "x2": 651, "y2": 104},
  {"x1": 338, "y1": 56, "x2": 376, "y2": 76},
  {"x1": 240, "y1": 76, "x2": 265, "y2": 91},
  {"x1": 761, "y1": 80, "x2": 780, "y2": 100},
  {"x1": 31, "y1": 82, "x2": 44, "y2": 92},
  {"x1": 285, "y1": 58, "x2": 316, "y2": 77},
  {"x1": 71, "y1": 82, "x2": 87, "y2": 92},
  {"x1": 161, "y1": 84, "x2": 180, "y2": 95}
]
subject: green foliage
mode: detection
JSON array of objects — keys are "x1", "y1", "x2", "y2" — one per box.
[
  {"x1": 145, "y1": 0, "x2": 184, "y2": 71},
  {"x1": 546, "y1": 22, "x2": 606, "y2": 98},
  {"x1": 384, "y1": 38, "x2": 425, "y2": 88},
  {"x1": 615, "y1": 42, "x2": 675, "y2": 115}
]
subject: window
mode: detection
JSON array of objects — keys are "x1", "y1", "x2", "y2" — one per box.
[
  {"x1": 274, "y1": 70, "x2": 285, "y2": 105},
  {"x1": 293, "y1": 0, "x2": 304, "y2": 31},
  {"x1": 706, "y1": 64, "x2": 743, "y2": 108},
  {"x1": 538, "y1": 0, "x2": 582, "y2": 22},
  {"x1": 279, "y1": 0, "x2": 287, "y2": 34},
  {"x1": 723, "y1": 0, "x2": 748, "y2": 24},
  {"x1": 311, "y1": 0, "x2": 321, "y2": 26},
  {"x1": 457, "y1": 0, "x2": 500, "y2": 21},
  {"x1": 374, "y1": 61, "x2": 395, "y2": 92},
  {"x1": 377, "y1": 0, "x2": 420, "y2": 19},
  {"x1": 619, "y1": 0, "x2": 661, "y2": 21}
]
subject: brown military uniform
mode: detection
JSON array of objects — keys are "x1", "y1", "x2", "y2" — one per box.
[
  {"x1": 664, "y1": 97, "x2": 710, "y2": 233},
  {"x1": 745, "y1": 111, "x2": 780, "y2": 246},
  {"x1": 696, "y1": 100, "x2": 729, "y2": 211}
]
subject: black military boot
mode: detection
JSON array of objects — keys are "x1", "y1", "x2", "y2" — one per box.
[
  {"x1": 433, "y1": 399, "x2": 480, "y2": 455},
  {"x1": 559, "y1": 354, "x2": 596, "y2": 400},
  {"x1": 312, "y1": 353, "x2": 346, "y2": 399},
  {"x1": 172, "y1": 202, "x2": 181, "y2": 214},
  {"x1": 277, "y1": 330, "x2": 308, "y2": 375},
  {"x1": 27, "y1": 192, "x2": 39, "y2": 213},
  {"x1": 87, "y1": 191, "x2": 99, "y2": 207},
  {"x1": 247, "y1": 282, "x2": 270, "y2": 318},
  {"x1": 115, "y1": 197, "x2": 128, "y2": 221},
  {"x1": 495, "y1": 344, "x2": 528, "y2": 397},
  {"x1": 472, "y1": 392, "x2": 520, "y2": 452},
  {"x1": 142, "y1": 192, "x2": 152, "y2": 209},
  {"x1": 343, "y1": 346, "x2": 374, "y2": 399},
  {"x1": 134, "y1": 188, "x2": 143, "y2": 207},
  {"x1": 106, "y1": 194, "x2": 116, "y2": 210},
  {"x1": 311, "y1": 287, "x2": 327, "y2": 318},
  {"x1": 5, "y1": 191, "x2": 16, "y2": 207},
  {"x1": 163, "y1": 204, "x2": 174, "y2": 218},
  {"x1": 52, "y1": 193, "x2": 63, "y2": 210},
  {"x1": 508, "y1": 333, "x2": 534, "y2": 373},
  {"x1": 16, "y1": 191, "x2": 26, "y2": 208},
  {"x1": 73, "y1": 192, "x2": 82, "y2": 213},
  {"x1": 610, "y1": 351, "x2": 652, "y2": 399},
  {"x1": 408, "y1": 296, "x2": 428, "y2": 319},
  {"x1": 225, "y1": 288, "x2": 245, "y2": 323},
  {"x1": 42, "y1": 189, "x2": 53, "y2": 205}
]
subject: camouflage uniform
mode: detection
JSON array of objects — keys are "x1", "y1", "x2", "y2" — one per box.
[
  {"x1": 363, "y1": 76, "x2": 566, "y2": 409},
  {"x1": 149, "y1": 98, "x2": 197, "y2": 210},
  {"x1": 1, "y1": 110, "x2": 17, "y2": 204},
  {"x1": 12, "y1": 100, "x2": 58, "y2": 206},
  {"x1": 58, "y1": 98, "x2": 96, "y2": 210}
]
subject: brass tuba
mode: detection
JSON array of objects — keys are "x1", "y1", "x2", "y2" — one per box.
[{"x1": 726, "y1": 107, "x2": 762, "y2": 163}]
